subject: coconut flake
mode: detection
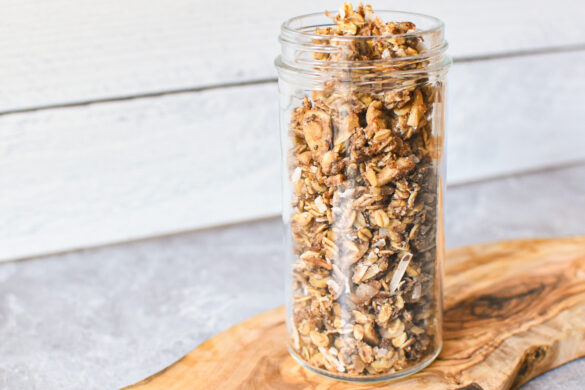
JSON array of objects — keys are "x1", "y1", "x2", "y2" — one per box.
[
  {"x1": 389, "y1": 252, "x2": 413, "y2": 293},
  {"x1": 319, "y1": 346, "x2": 346, "y2": 372},
  {"x1": 338, "y1": 188, "x2": 355, "y2": 199},
  {"x1": 291, "y1": 167, "x2": 302, "y2": 183},
  {"x1": 315, "y1": 196, "x2": 327, "y2": 213},
  {"x1": 372, "y1": 238, "x2": 386, "y2": 248}
]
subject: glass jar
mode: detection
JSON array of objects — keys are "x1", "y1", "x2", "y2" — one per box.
[{"x1": 275, "y1": 6, "x2": 450, "y2": 382}]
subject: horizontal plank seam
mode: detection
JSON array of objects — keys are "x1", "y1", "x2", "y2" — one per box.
[
  {"x1": 2, "y1": 43, "x2": 585, "y2": 116},
  {"x1": 0, "y1": 214, "x2": 282, "y2": 264},
  {"x1": 453, "y1": 43, "x2": 585, "y2": 63},
  {"x1": 448, "y1": 158, "x2": 585, "y2": 188},
  {"x1": 0, "y1": 78, "x2": 278, "y2": 116}
]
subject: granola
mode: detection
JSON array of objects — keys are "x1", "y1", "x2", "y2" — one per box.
[{"x1": 287, "y1": 3, "x2": 444, "y2": 377}]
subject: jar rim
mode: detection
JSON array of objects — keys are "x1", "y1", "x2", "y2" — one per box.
[
  {"x1": 280, "y1": 10, "x2": 445, "y2": 41},
  {"x1": 276, "y1": 9, "x2": 450, "y2": 83}
]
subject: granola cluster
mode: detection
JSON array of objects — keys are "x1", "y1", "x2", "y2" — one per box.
[{"x1": 287, "y1": 3, "x2": 443, "y2": 377}]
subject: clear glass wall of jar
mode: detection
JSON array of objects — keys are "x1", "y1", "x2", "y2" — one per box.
[{"x1": 275, "y1": 6, "x2": 450, "y2": 382}]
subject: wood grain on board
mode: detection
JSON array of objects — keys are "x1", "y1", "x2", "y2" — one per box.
[
  {"x1": 2, "y1": 0, "x2": 585, "y2": 111},
  {"x1": 125, "y1": 237, "x2": 585, "y2": 390},
  {"x1": 3, "y1": 50, "x2": 585, "y2": 262}
]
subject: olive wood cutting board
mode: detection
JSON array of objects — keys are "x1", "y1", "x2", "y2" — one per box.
[{"x1": 125, "y1": 236, "x2": 585, "y2": 390}]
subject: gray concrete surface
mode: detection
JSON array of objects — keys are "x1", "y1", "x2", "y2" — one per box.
[{"x1": 1, "y1": 163, "x2": 584, "y2": 389}]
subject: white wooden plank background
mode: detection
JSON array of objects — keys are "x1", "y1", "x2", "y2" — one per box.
[
  {"x1": 2, "y1": 0, "x2": 585, "y2": 112},
  {"x1": 448, "y1": 51, "x2": 585, "y2": 181},
  {"x1": 3, "y1": 49, "x2": 585, "y2": 261},
  {"x1": 0, "y1": 85, "x2": 280, "y2": 261}
]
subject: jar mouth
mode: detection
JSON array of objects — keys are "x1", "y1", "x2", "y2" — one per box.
[
  {"x1": 281, "y1": 10, "x2": 445, "y2": 41},
  {"x1": 277, "y1": 9, "x2": 450, "y2": 80}
]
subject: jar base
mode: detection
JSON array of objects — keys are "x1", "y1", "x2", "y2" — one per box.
[{"x1": 287, "y1": 342, "x2": 442, "y2": 383}]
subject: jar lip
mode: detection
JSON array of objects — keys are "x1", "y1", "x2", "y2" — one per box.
[
  {"x1": 275, "y1": 53, "x2": 451, "y2": 84},
  {"x1": 280, "y1": 10, "x2": 445, "y2": 41},
  {"x1": 278, "y1": 40, "x2": 449, "y2": 68}
]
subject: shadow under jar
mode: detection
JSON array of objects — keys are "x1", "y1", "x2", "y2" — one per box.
[{"x1": 275, "y1": 6, "x2": 451, "y2": 383}]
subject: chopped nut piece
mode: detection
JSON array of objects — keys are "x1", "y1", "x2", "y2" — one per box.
[
  {"x1": 407, "y1": 89, "x2": 426, "y2": 129},
  {"x1": 346, "y1": 240, "x2": 369, "y2": 264},
  {"x1": 395, "y1": 294, "x2": 405, "y2": 310},
  {"x1": 376, "y1": 303, "x2": 393, "y2": 325},
  {"x1": 321, "y1": 151, "x2": 338, "y2": 174},
  {"x1": 377, "y1": 156, "x2": 417, "y2": 186},
  {"x1": 363, "y1": 322, "x2": 379, "y2": 345},
  {"x1": 303, "y1": 109, "x2": 332, "y2": 159},
  {"x1": 355, "y1": 281, "x2": 381, "y2": 303}
]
